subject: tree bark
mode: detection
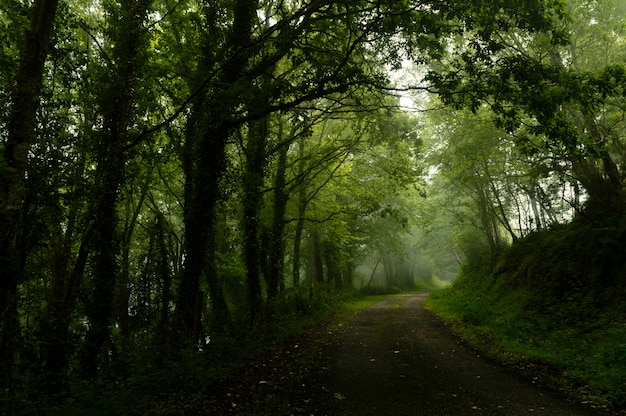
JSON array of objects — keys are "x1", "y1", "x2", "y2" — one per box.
[
  {"x1": 311, "y1": 229, "x2": 325, "y2": 285},
  {"x1": 268, "y1": 142, "x2": 289, "y2": 298},
  {"x1": 292, "y1": 137, "x2": 307, "y2": 290},
  {"x1": 343, "y1": 247, "x2": 354, "y2": 288},
  {"x1": 242, "y1": 116, "x2": 268, "y2": 324},
  {"x1": 80, "y1": 0, "x2": 150, "y2": 379},
  {"x1": 40, "y1": 149, "x2": 89, "y2": 394},
  {"x1": 178, "y1": 121, "x2": 230, "y2": 343},
  {"x1": 175, "y1": 0, "x2": 259, "y2": 341},
  {"x1": 117, "y1": 183, "x2": 148, "y2": 352},
  {"x1": 323, "y1": 241, "x2": 343, "y2": 289},
  {"x1": 0, "y1": 0, "x2": 59, "y2": 389}
]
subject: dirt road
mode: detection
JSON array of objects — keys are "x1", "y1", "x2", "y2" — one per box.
[{"x1": 311, "y1": 292, "x2": 597, "y2": 416}]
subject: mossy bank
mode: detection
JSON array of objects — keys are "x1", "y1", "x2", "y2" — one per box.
[{"x1": 426, "y1": 217, "x2": 626, "y2": 414}]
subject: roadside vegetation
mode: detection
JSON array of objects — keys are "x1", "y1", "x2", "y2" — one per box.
[
  {"x1": 32, "y1": 289, "x2": 392, "y2": 416},
  {"x1": 422, "y1": 0, "x2": 626, "y2": 412},
  {"x1": 426, "y1": 217, "x2": 626, "y2": 414}
]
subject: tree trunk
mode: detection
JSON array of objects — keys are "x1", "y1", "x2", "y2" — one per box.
[
  {"x1": 311, "y1": 230, "x2": 325, "y2": 285},
  {"x1": 343, "y1": 248, "x2": 354, "y2": 288},
  {"x1": 366, "y1": 256, "x2": 381, "y2": 288},
  {"x1": 80, "y1": 144, "x2": 125, "y2": 380},
  {"x1": 175, "y1": 0, "x2": 258, "y2": 341},
  {"x1": 473, "y1": 179, "x2": 504, "y2": 259},
  {"x1": 117, "y1": 183, "x2": 148, "y2": 352},
  {"x1": 80, "y1": 0, "x2": 149, "y2": 379},
  {"x1": 40, "y1": 150, "x2": 89, "y2": 394},
  {"x1": 292, "y1": 138, "x2": 307, "y2": 290},
  {"x1": 321, "y1": 239, "x2": 342, "y2": 289},
  {"x1": 177, "y1": 122, "x2": 230, "y2": 343},
  {"x1": 242, "y1": 116, "x2": 268, "y2": 324},
  {"x1": 0, "y1": 0, "x2": 59, "y2": 389},
  {"x1": 268, "y1": 142, "x2": 289, "y2": 298},
  {"x1": 568, "y1": 155, "x2": 622, "y2": 218},
  {"x1": 483, "y1": 163, "x2": 518, "y2": 242},
  {"x1": 155, "y1": 214, "x2": 173, "y2": 343},
  {"x1": 528, "y1": 184, "x2": 543, "y2": 231}
]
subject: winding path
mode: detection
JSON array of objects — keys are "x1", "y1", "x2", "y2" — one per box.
[{"x1": 312, "y1": 292, "x2": 597, "y2": 416}]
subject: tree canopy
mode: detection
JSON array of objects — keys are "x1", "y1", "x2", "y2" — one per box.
[{"x1": 4, "y1": 0, "x2": 626, "y2": 412}]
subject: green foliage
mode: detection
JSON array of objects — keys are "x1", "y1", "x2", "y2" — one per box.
[
  {"x1": 6, "y1": 289, "x2": 365, "y2": 416},
  {"x1": 427, "y1": 217, "x2": 626, "y2": 411},
  {"x1": 0, "y1": 150, "x2": 14, "y2": 178},
  {"x1": 427, "y1": 0, "x2": 626, "y2": 218}
]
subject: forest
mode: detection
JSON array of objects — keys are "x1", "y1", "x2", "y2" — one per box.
[{"x1": 1, "y1": 0, "x2": 626, "y2": 413}]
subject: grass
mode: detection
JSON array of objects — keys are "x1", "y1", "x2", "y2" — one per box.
[
  {"x1": 323, "y1": 293, "x2": 392, "y2": 334},
  {"x1": 423, "y1": 218, "x2": 626, "y2": 413},
  {"x1": 426, "y1": 284, "x2": 626, "y2": 414}
]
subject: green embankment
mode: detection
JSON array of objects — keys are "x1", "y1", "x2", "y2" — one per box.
[{"x1": 426, "y1": 219, "x2": 626, "y2": 413}]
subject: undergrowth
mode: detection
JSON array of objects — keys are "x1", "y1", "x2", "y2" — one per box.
[
  {"x1": 426, "y1": 219, "x2": 626, "y2": 414},
  {"x1": 11, "y1": 288, "x2": 371, "y2": 416}
]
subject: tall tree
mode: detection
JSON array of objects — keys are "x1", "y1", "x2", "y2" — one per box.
[
  {"x1": 80, "y1": 0, "x2": 153, "y2": 379},
  {"x1": 427, "y1": 0, "x2": 626, "y2": 219},
  {"x1": 0, "y1": 0, "x2": 576, "y2": 403},
  {"x1": 264, "y1": 117, "x2": 293, "y2": 299},
  {"x1": 175, "y1": 0, "x2": 260, "y2": 343},
  {"x1": 175, "y1": 0, "x2": 432, "y2": 336},
  {"x1": 0, "y1": 0, "x2": 59, "y2": 389},
  {"x1": 241, "y1": 112, "x2": 270, "y2": 323}
]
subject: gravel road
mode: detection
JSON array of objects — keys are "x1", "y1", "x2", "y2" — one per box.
[{"x1": 311, "y1": 292, "x2": 598, "y2": 416}]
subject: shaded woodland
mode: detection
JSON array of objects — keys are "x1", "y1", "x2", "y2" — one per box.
[{"x1": 1, "y1": 0, "x2": 626, "y2": 412}]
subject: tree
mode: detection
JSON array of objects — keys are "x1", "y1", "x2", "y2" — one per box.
[
  {"x1": 420, "y1": 100, "x2": 589, "y2": 266},
  {"x1": 78, "y1": 0, "x2": 155, "y2": 379},
  {"x1": 174, "y1": 0, "x2": 260, "y2": 343},
  {"x1": 174, "y1": 0, "x2": 435, "y2": 334},
  {"x1": 284, "y1": 102, "x2": 421, "y2": 293},
  {"x1": 265, "y1": 126, "x2": 290, "y2": 298},
  {"x1": 427, "y1": 0, "x2": 626, "y2": 219},
  {"x1": 0, "y1": 0, "x2": 59, "y2": 389}
]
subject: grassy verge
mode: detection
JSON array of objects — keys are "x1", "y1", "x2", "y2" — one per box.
[
  {"x1": 425, "y1": 219, "x2": 626, "y2": 414},
  {"x1": 329, "y1": 294, "x2": 391, "y2": 327},
  {"x1": 425, "y1": 285, "x2": 626, "y2": 414}
]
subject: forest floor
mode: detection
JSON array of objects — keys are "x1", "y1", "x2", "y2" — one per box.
[{"x1": 158, "y1": 292, "x2": 604, "y2": 415}]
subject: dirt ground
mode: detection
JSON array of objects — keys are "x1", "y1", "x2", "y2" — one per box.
[{"x1": 206, "y1": 292, "x2": 602, "y2": 415}]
